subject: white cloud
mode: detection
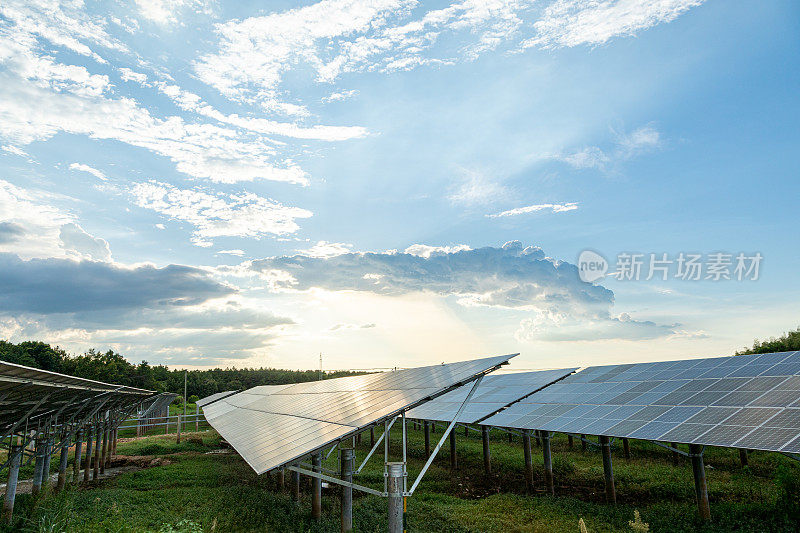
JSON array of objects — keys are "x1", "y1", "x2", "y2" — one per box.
[
  {"x1": 614, "y1": 124, "x2": 661, "y2": 157},
  {"x1": 59, "y1": 222, "x2": 112, "y2": 261},
  {"x1": 404, "y1": 244, "x2": 471, "y2": 258},
  {"x1": 554, "y1": 124, "x2": 662, "y2": 171},
  {"x1": 134, "y1": 0, "x2": 213, "y2": 25},
  {"x1": 69, "y1": 162, "x2": 107, "y2": 180},
  {"x1": 0, "y1": 179, "x2": 74, "y2": 259},
  {"x1": 486, "y1": 202, "x2": 578, "y2": 218},
  {"x1": 243, "y1": 240, "x2": 684, "y2": 342},
  {"x1": 448, "y1": 169, "x2": 509, "y2": 206},
  {"x1": 217, "y1": 249, "x2": 246, "y2": 256},
  {"x1": 0, "y1": 73, "x2": 307, "y2": 184},
  {"x1": 118, "y1": 67, "x2": 149, "y2": 84},
  {"x1": 523, "y1": 0, "x2": 704, "y2": 49},
  {"x1": 195, "y1": 0, "x2": 416, "y2": 105},
  {"x1": 1, "y1": 145, "x2": 28, "y2": 157},
  {"x1": 298, "y1": 241, "x2": 353, "y2": 258},
  {"x1": 330, "y1": 322, "x2": 376, "y2": 331},
  {"x1": 0, "y1": 0, "x2": 129, "y2": 63},
  {"x1": 196, "y1": 0, "x2": 701, "y2": 111},
  {"x1": 0, "y1": 10, "x2": 365, "y2": 186},
  {"x1": 321, "y1": 89, "x2": 358, "y2": 103},
  {"x1": 131, "y1": 180, "x2": 313, "y2": 247}
]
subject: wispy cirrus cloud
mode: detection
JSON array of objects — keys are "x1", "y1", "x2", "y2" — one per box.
[
  {"x1": 131, "y1": 181, "x2": 313, "y2": 247},
  {"x1": 195, "y1": 0, "x2": 703, "y2": 110},
  {"x1": 522, "y1": 0, "x2": 704, "y2": 49},
  {"x1": 553, "y1": 124, "x2": 662, "y2": 171},
  {"x1": 487, "y1": 202, "x2": 578, "y2": 218}
]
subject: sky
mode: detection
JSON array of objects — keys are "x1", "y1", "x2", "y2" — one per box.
[{"x1": 0, "y1": 0, "x2": 798, "y2": 372}]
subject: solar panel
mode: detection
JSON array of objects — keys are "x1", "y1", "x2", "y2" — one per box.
[
  {"x1": 481, "y1": 351, "x2": 800, "y2": 453},
  {"x1": 202, "y1": 354, "x2": 515, "y2": 474},
  {"x1": 197, "y1": 390, "x2": 239, "y2": 408},
  {"x1": 406, "y1": 368, "x2": 576, "y2": 424},
  {"x1": 0, "y1": 360, "x2": 154, "y2": 438}
]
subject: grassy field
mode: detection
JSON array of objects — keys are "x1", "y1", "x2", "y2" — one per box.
[{"x1": 3, "y1": 425, "x2": 799, "y2": 532}]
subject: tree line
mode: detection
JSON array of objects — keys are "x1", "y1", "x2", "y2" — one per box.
[
  {"x1": 735, "y1": 327, "x2": 800, "y2": 355},
  {"x1": 0, "y1": 340, "x2": 363, "y2": 400}
]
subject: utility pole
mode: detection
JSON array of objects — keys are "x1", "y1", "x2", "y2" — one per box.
[{"x1": 319, "y1": 352, "x2": 322, "y2": 381}]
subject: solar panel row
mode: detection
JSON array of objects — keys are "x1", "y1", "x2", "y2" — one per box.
[
  {"x1": 406, "y1": 368, "x2": 577, "y2": 423},
  {"x1": 201, "y1": 354, "x2": 516, "y2": 474},
  {"x1": 482, "y1": 351, "x2": 800, "y2": 454}
]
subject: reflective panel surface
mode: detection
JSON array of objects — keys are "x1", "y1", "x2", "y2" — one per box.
[{"x1": 482, "y1": 351, "x2": 800, "y2": 453}]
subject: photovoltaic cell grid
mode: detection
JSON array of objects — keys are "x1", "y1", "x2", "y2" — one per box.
[
  {"x1": 196, "y1": 390, "x2": 239, "y2": 408},
  {"x1": 406, "y1": 368, "x2": 577, "y2": 423},
  {"x1": 481, "y1": 351, "x2": 800, "y2": 453},
  {"x1": 0, "y1": 360, "x2": 154, "y2": 435},
  {"x1": 202, "y1": 354, "x2": 516, "y2": 474}
]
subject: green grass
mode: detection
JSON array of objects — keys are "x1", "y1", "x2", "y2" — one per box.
[{"x1": 4, "y1": 427, "x2": 799, "y2": 532}]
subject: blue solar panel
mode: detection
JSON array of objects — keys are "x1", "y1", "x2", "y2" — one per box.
[{"x1": 481, "y1": 351, "x2": 800, "y2": 453}]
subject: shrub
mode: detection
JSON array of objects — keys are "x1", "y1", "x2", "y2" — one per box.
[
  {"x1": 159, "y1": 519, "x2": 204, "y2": 533},
  {"x1": 775, "y1": 465, "x2": 800, "y2": 521}
]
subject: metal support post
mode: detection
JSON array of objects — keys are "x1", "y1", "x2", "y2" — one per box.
[
  {"x1": 671, "y1": 442, "x2": 679, "y2": 465},
  {"x1": 482, "y1": 426, "x2": 491, "y2": 475},
  {"x1": 387, "y1": 462, "x2": 405, "y2": 533},
  {"x1": 100, "y1": 423, "x2": 108, "y2": 474},
  {"x1": 312, "y1": 453, "x2": 322, "y2": 520},
  {"x1": 690, "y1": 444, "x2": 711, "y2": 521},
  {"x1": 424, "y1": 421, "x2": 431, "y2": 457},
  {"x1": 523, "y1": 430, "x2": 533, "y2": 493},
  {"x1": 464, "y1": 424, "x2": 468, "y2": 437},
  {"x1": 581, "y1": 434, "x2": 587, "y2": 451},
  {"x1": 542, "y1": 431, "x2": 554, "y2": 495},
  {"x1": 341, "y1": 448, "x2": 354, "y2": 532},
  {"x1": 449, "y1": 430, "x2": 457, "y2": 471},
  {"x1": 599, "y1": 435, "x2": 616, "y2": 504},
  {"x1": 93, "y1": 425, "x2": 101, "y2": 479},
  {"x1": 42, "y1": 436, "x2": 53, "y2": 491},
  {"x1": 83, "y1": 425, "x2": 93, "y2": 483},
  {"x1": 32, "y1": 437, "x2": 46, "y2": 497},
  {"x1": 370, "y1": 426, "x2": 375, "y2": 447},
  {"x1": 292, "y1": 469, "x2": 301, "y2": 501},
  {"x1": 739, "y1": 448, "x2": 748, "y2": 467},
  {"x1": 3, "y1": 445, "x2": 22, "y2": 524},
  {"x1": 567, "y1": 434, "x2": 574, "y2": 449},
  {"x1": 278, "y1": 468, "x2": 285, "y2": 490},
  {"x1": 73, "y1": 428, "x2": 84, "y2": 484},
  {"x1": 56, "y1": 435, "x2": 70, "y2": 491},
  {"x1": 508, "y1": 432, "x2": 513, "y2": 443},
  {"x1": 622, "y1": 438, "x2": 631, "y2": 459},
  {"x1": 176, "y1": 415, "x2": 182, "y2": 443}
]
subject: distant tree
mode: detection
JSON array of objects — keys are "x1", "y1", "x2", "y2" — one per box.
[
  {"x1": 188, "y1": 395, "x2": 199, "y2": 404},
  {"x1": 736, "y1": 327, "x2": 800, "y2": 355},
  {"x1": 0, "y1": 339, "x2": 366, "y2": 398}
]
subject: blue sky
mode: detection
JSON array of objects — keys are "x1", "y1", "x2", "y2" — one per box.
[{"x1": 0, "y1": 0, "x2": 798, "y2": 370}]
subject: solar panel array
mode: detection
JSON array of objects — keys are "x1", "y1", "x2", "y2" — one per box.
[
  {"x1": 202, "y1": 354, "x2": 515, "y2": 474},
  {"x1": 482, "y1": 351, "x2": 800, "y2": 453},
  {"x1": 196, "y1": 390, "x2": 239, "y2": 408},
  {"x1": 0, "y1": 360, "x2": 154, "y2": 436},
  {"x1": 406, "y1": 368, "x2": 576, "y2": 424}
]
